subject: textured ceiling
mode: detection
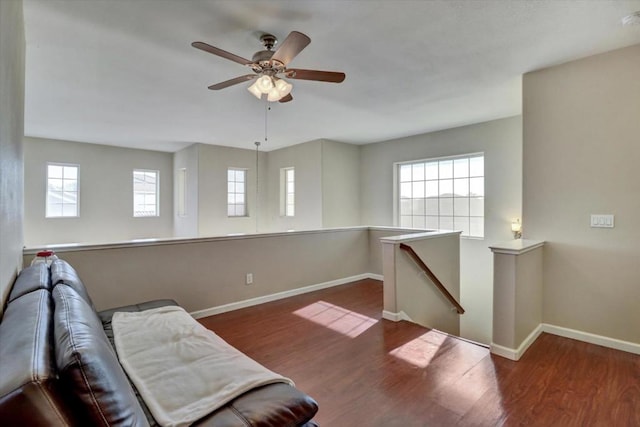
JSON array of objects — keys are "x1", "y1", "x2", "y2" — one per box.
[{"x1": 23, "y1": 0, "x2": 640, "y2": 152}]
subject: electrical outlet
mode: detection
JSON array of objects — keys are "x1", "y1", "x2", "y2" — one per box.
[{"x1": 246, "y1": 273, "x2": 253, "y2": 285}]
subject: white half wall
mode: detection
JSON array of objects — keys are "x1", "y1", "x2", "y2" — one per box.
[{"x1": 25, "y1": 228, "x2": 370, "y2": 313}]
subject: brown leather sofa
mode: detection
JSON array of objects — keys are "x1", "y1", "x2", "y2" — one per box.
[{"x1": 0, "y1": 260, "x2": 318, "y2": 426}]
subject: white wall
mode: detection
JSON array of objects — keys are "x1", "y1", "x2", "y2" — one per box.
[
  {"x1": 0, "y1": 0, "x2": 25, "y2": 310},
  {"x1": 173, "y1": 144, "x2": 199, "y2": 238},
  {"x1": 23, "y1": 137, "x2": 173, "y2": 246},
  {"x1": 321, "y1": 140, "x2": 361, "y2": 228},
  {"x1": 523, "y1": 44, "x2": 640, "y2": 344},
  {"x1": 360, "y1": 116, "x2": 523, "y2": 344}
]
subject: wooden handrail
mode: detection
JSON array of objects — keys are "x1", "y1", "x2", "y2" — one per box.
[{"x1": 399, "y1": 243, "x2": 465, "y2": 314}]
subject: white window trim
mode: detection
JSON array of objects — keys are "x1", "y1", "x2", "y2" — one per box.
[
  {"x1": 177, "y1": 168, "x2": 187, "y2": 217},
  {"x1": 227, "y1": 168, "x2": 248, "y2": 218},
  {"x1": 280, "y1": 167, "x2": 295, "y2": 217},
  {"x1": 133, "y1": 169, "x2": 160, "y2": 218},
  {"x1": 46, "y1": 162, "x2": 80, "y2": 218},
  {"x1": 393, "y1": 152, "x2": 485, "y2": 239}
]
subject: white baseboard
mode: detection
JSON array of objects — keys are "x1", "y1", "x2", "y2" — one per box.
[
  {"x1": 368, "y1": 273, "x2": 384, "y2": 281},
  {"x1": 382, "y1": 310, "x2": 412, "y2": 322},
  {"x1": 491, "y1": 323, "x2": 640, "y2": 361},
  {"x1": 190, "y1": 273, "x2": 380, "y2": 319},
  {"x1": 490, "y1": 324, "x2": 543, "y2": 361},
  {"x1": 542, "y1": 323, "x2": 640, "y2": 355}
]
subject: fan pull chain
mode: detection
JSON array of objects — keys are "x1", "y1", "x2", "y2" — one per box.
[
  {"x1": 264, "y1": 98, "x2": 270, "y2": 145},
  {"x1": 254, "y1": 139, "x2": 260, "y2": 233}
]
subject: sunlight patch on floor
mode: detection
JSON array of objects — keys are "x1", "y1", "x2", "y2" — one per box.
[
  {"x1": 293, "y1": 301, "x2": 378, "y2": 338},
  {"x1": 389, "y1": 330, "x2": 448, "y2": 368}
]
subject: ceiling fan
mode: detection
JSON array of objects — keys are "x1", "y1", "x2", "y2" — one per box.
[{"x1": 192, "y1": 31, "x2": 346, "y2": 103}]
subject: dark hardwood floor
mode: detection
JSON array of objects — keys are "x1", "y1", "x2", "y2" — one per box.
[{"x1": 198, "y1": 279, "x2": 640, "y2": 426}]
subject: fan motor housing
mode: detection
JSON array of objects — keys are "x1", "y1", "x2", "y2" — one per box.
[{"x1": 252, "y1": 50, "x2": 274, "y2": 63}]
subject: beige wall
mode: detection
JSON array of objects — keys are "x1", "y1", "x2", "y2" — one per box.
[
  {"x1": 360, "y1": 116, "x2": 523, "y2": 344},
  {"x1": 523, "y1": 44, "x2": 640, "y2": 344},
  {"x1": 321, "y1": 140, "x2": 361, "y2": 228},
  {"x1": 196, "y1": 143, "x2": 267, "y2": 236},
  {"x1": 23, "y1": 137, "x2": 174, "y2": 246},
  {"x1": 265, "y1": 140, "x2": 323, "y2": 231},
  {"x1": 0, "y1": 0, "x2": 25, "y2": 310},
  {"x1": 173, "y1": 144, "x2": 199, "y2": 238},
  {"x1": 28, "y1": 229, "x2": 370, "y2": 312}
]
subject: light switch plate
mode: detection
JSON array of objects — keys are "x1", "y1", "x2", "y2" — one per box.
[{"x1": 590, "y1": 214, "x2": 614, "y2": 228}]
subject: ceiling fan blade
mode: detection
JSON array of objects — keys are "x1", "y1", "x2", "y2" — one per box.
[
  {"x1": 271, "y1": 31, "x2": 311, "y2": 66},
  {"x1": 285, "y1": 69, "x2": 346, "y2": 83},
  {"x1": 192, "y1": 41, "x2": 252, "y2": 66},
  {"x1": 279, "y1": 93, "x2": 293, "y2": 103},
  {"x1": 208, "y1": 74, "x2": 256, "y2": 90}
]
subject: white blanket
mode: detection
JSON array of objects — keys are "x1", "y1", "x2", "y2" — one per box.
[{"x1": 112, "y1": 306, "x2": 293, "y2": 427}]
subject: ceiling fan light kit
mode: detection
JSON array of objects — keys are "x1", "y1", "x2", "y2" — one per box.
[
  {"x1": 247, "y1": 76, "x2": 292, "y2": 102},
  {"x1": 247, "y1": 80, "x2": 263, "y2": 98},
  {"x1": 192, "y1": 31, "x2": 345, "y2": 103}
]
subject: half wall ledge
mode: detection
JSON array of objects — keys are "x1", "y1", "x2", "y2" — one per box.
[{"x1": 489, "y1": 239, "x2": 545, "y2": 361}]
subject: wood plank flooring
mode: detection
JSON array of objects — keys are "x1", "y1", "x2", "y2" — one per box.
[{"x1": 198, "y1": 279, "x2": 640, "y2": 426}]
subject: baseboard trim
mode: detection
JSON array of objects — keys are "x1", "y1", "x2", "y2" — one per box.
[
  {"x1": 190, "y1": 273, "x2": 380, "y2": 319},
  {"x1": 490, "y1": 324, "x2": 543, "y2": 361},
  {"x1": 369, "y1": 273, "x2": 384, "y2": 281},
  {"x1": 382, "y1": 310, "x2": 412, "y2": 322},
  {"x1": 542, "y1": 323, "x2": 640, "y2": 355},
  {"x1": 490, "y1": 323, "x2": 640, "y2": 361}
]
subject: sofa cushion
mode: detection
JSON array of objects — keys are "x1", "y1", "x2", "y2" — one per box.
[
  {"x1": 192, "y1": 383, "x2": 319, "y2": 427},
  {"x1": 7, "y1": 263, "x2": 50, "y2": 303},
  {"x1": 99, "y1": 299, "x2": 179, "y2": 425},
  {"x1": 51, "y1": 259, "x2": 96, "y2": 310},
  {"x1": 0, "y1": 289, "x2": 75, "y2": 426},
  {"x1": 52, "y1": 285, "x2": 149, "y2": 427}
]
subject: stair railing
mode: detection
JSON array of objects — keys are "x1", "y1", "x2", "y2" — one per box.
[{"x1": 399, "y1": 243, "x2": 465, "y2": 314}]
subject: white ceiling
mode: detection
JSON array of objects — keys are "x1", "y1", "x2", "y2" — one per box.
[{"x1": 23, "y1": 0, "x2": 640, "y2": 152}]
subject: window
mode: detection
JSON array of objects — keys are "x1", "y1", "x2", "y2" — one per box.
[
  {"x1": 46, "y1": 163, "x2": 79, "y2": 218},
  {"x1": 397, "y1": 154, "x2": 484, "y2": 238},
  {"x1": 227, "y1": 168, "x2": 247, "y2": 217},
  {"x1": 133, "y1": 169, "x2": 159, "y2": 217},
  {"x1": 281, "y1": 167, "x2": 295, "y2": 217},
  {"x1": 177, "y1": 168, "x2": 187, "y2": 217}
]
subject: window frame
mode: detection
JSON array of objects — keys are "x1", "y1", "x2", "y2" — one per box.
[
  {"x1": 227, "y1": 168, "x2": 248, "y2": 217},
  {"x1": 133, "y1": 169, "x2": 160, "y2": 218},
  {"x1": 46, "y1": 162, "x2": 80, "y2": 218},
  {"x1": 394, "y1": 153, "x2": 485, "y2": 239},
  {"x1": 177, "y1": 168, "x2": 187, "y2": 217},
  {"x1": 281, "y1": 167, "x2": 295, "y2": 217}
]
